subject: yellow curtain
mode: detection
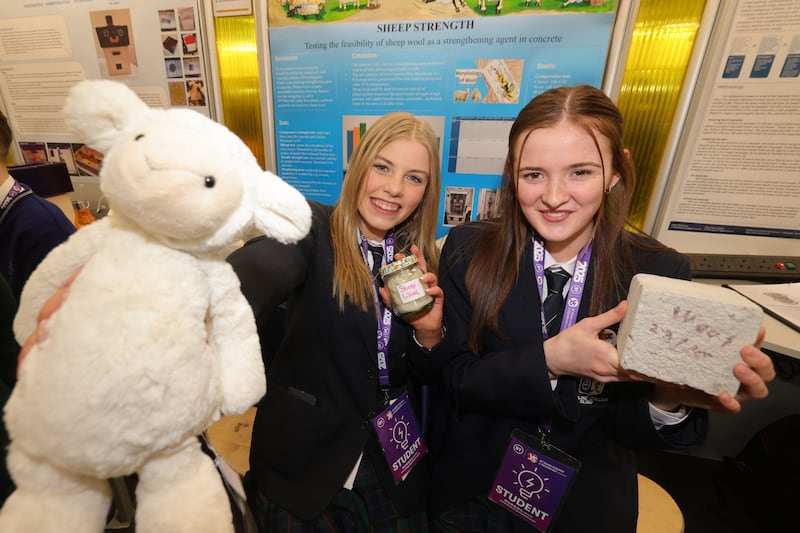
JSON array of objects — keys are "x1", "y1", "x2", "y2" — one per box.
[
  {"x1": 617, "y1": 0, "x2": 707, "y2": 228},
  {"x1": 213, "y1": 13, "x2": 265, "y2": 169}
]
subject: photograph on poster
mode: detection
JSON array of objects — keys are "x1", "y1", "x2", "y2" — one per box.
[
  {"x1": 779, "y1": 52, "x2": 800, "y2": 77},
  {"x1": 182, "y1": 33, "x2": 199, "y2": 55},
  {"x1": 169, "y1": 82, "x2": 187, "y2": 106},
  {"x1": 187, "y1": 80, "x2": 207, "y2": 107},
  {"x1": 453, "y1": 59, "x2": 524, "y2": 105},
  {"x1": 159, "y1": 9, "x2": 177, "y2": 31},
  {"x1": 47, "y1": 143, "x2": 79, "y2": 176},
  {"x1": 19, "y1": 142, "x2": 47, "y2": 165},
  {"x1": 749, "y1": 54, "x2": 774, "y2": 78},
  {"x1": 165, "y1": 58, "x2": 183, "y2": 78},
  {"x1": 178, "y1": 7, "x2": 196, "y2": 31},
  {"x1": 452, "y1": 86, "x2": 499, "y2": 103},
  {"x1": 162, "y1": 34, "x2": 179, "y2": 56},
  {"x1": 443, "y1": 185, "x2": 474, "y2": 227},
  {"x1": 723, "y1": 55, "x2": 745, "y2": 78},
  {"x1": 480, "y1": 59, "x2": 522, "y2": 104},
  {"x1": 90, "y1": 9, "x2": 138, "y2": 78},
  {"x1": 183, "y1": 57, "x2": 202, "y2": 77},
  {"x1": 476, "y1": 187, "x2": 500, "y2": 220},
  {"x1": 73, "y1": 145, "x2": 104, "y2": 177}
]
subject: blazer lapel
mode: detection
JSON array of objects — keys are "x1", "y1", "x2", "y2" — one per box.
[{"x1": 356, "y1": 301, "x2": 383, "y2": 364}]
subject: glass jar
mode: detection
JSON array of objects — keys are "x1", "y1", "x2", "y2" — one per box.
[
  {"x1": 380, "y1": 255, "x2": 434, "y2": 317},
  {"x1": 72, "y1": 200, "x2": 95, "y2": 229}
]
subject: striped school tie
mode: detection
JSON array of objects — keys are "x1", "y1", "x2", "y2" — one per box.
[
  {"x1": 368, "y1": 244, "x2": 384, "y2": 286},
  {"x1": 543, "y1": 266, "x2": 571, "y2": 336}
]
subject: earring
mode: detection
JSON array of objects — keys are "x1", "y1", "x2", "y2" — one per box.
[{"x1": 604, "y1": 186, "x2": 611, "y2": 195}]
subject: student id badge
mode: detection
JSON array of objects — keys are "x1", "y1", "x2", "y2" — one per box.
[
  {"x1": 370, "y1": 391, "x2": 427, "y2": 484},
  {"x1": 488, "y1": 429, "x2": 580, "y2": 532}
]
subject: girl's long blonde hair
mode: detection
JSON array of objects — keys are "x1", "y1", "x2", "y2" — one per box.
[{"x1": 331, "y1": 112, "x2": 441, "y2": 312}]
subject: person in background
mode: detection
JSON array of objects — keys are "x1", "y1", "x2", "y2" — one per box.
[
  {"x1": 428, "y1": 85, "x2": 775, "y2": 533},
  {"x1": 0, "y1": 111, "x2": 75, "y2": 303},
  {"x1": 0, "y1": 275, "x2": 19, "y2": 505},
  {"x1": 0, "y1": 110, "x2": 75, "y2": 508},
  {"x1": 228, "y1": 111, "x2": 448, "y2": 532}
]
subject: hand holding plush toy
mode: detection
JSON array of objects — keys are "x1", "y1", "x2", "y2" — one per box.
[{"x1": 0, "y1": 80, "x2": 311, "y2": 533}]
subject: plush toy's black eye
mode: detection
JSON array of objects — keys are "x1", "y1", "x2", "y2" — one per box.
[
  {"x1": 135, "y1": 134, "x2": 144, "y2": 141},
  {"x1": 204, "y1": 176, "x2": 215, "y2": 188}
]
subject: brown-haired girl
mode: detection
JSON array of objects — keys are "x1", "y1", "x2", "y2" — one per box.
[{"x1": 429, "y1": 85, "x2": 774, "y2": 533}]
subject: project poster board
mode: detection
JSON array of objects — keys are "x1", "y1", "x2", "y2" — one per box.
[
  {"x1": 261, "y1": 0, "x2": 619, "y2": 238},
  {"x1": 653, "y1": 0, "x2": 800, "y2": 258},
  {"x1": 0, "y1": 0, "x2": 214, "y2": 182}
]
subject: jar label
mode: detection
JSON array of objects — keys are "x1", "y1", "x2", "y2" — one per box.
[{"x1": 397, "y1": 279, "x2": 426, "y2": 303}]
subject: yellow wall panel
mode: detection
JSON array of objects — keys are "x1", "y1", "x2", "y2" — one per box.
[
  {"x1": 618, "y1": 0, "x2": 706, "y2": 228},
  {"x1": 213, "y1": 14, "x2": 265, "y2": 169}
]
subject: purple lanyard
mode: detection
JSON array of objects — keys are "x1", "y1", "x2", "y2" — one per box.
[
  {"x1": 533, "y1": 238, "x2": 593, "y2": 339},
  {"x1": 533, "y1": 238, "x2": 592, "y2": 436},
  {"x1": 360, "y1": 233, "x2": 395, "y2": 389},
  {"x1": 1, "y1": 181, "x2": 25, "y2": 210},
  {"x1": 0, "y1": 181, "x2": 31, "y2": 225}
]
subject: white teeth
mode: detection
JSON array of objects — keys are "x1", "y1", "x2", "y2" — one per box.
[{"x1": 374, "y1": 199, "x2": 399, "y2": 212}]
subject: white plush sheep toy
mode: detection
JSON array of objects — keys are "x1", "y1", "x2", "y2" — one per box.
[{"x1": 0, "y1": 80, "x2": 311, "y2": 532}]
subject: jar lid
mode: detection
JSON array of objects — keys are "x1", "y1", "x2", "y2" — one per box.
[{"x1": 380, "y1": 255, "x2": 419, "y2": 278}]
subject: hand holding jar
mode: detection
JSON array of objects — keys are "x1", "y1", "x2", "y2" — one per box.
[{"x1": 379, "y1": 245, "x2": 444, "y2": 349}]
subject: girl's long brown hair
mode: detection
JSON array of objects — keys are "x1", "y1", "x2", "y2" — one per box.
[
  {"x1": 331, "y1": 112, "x2": 441, "y2": 312},
  {"x1": 465, "y1": 85, "x2": 660, "y2": 353}
]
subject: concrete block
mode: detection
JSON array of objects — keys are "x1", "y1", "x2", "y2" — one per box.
[{"x1": 617, "y1": 274, "x2": 763, "y2": 395}]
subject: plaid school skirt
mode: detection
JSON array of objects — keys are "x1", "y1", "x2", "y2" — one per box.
[
  {"x1": 251, "y1": 452, "x2": 429, "y2": 533},
  {"x1": 431, "y1": 494, "x2": 516, "y2": 533}
]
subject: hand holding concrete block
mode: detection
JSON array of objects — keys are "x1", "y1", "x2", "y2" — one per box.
[{"x1": 617, "y1": 274, "x2": 763, "y2": 396}]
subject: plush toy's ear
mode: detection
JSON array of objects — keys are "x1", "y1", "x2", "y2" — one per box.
[
  {"x1": 63, "y1": 79, "x2": 150, "y2": 153},
  {"x1": 249, "y1": 171, "x2": 312, "y2": 244}
]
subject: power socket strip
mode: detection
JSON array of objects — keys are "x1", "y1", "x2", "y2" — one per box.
[{"x1": 687, "y1": 254, "x2": 800, "y2": 281}]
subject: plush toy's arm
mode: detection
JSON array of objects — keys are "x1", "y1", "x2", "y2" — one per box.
[
  {"x1": 13, "y1": 219, "x2": 110, "y2": 343},
  {"x1": 203, "y1": 259, "x2": 267, "y2": 415}
]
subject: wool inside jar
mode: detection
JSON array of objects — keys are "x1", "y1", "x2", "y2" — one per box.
[{"x1": 380, "y1": 255, "x2": 434, "y2": 317}]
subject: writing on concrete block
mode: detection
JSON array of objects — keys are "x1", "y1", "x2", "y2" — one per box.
[{"x1": 647, "y1": 305, "x2": 738, "y2": 360}]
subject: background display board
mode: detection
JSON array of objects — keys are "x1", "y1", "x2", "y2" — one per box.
[
  {"x1": 651, "y1": 0, "x2": 800, "y2": 280},
  {"x1": 0, "y1": 0, "x2": 216, "y2": 211},
  {"x1": 258, "y1": 0, "x2": 620, "y2": 238}
]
